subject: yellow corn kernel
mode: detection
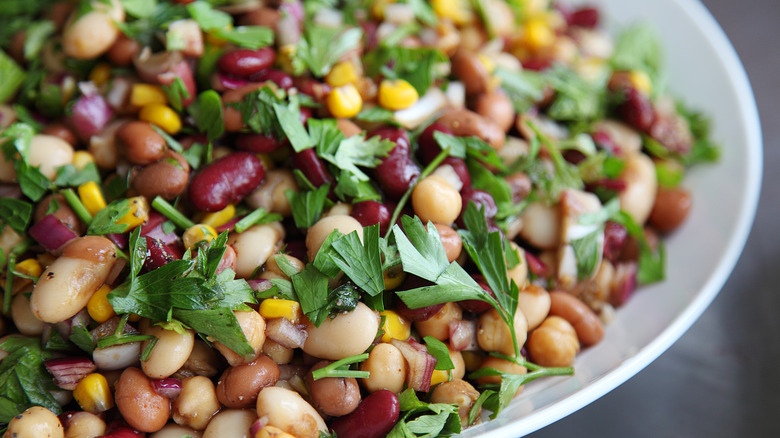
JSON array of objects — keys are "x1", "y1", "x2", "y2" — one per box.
[
  {"x1": 521, "y1": 0, "x2": 551, "y2": 14},
  {"x1": 378, "y1": 79, "x2": 419, "y2": 111},
  {"x1": 206, "y1": 24, "x2": 232, "y2": 46},
  {"x1": 327, "y1": 84, "x2": 363, "y2": 118},
  {"x1": 629, "y1": 70, "x2": 653, "y2": 96},
  {"x1": 371, "y1": 0, "x2": 394, "y2": 19},
  {"x1": 199, "y1": 204, "x2": 236, "y2": 229},
  {"x1": 15, "y1": 259, "x2": 43, "y2": 278},
  {"x1": 73, "y1": 373, "x2": 114, "y2": 413},
  {"x1": 89, "y1": 63, "x2": 112, "y2": 87},
  {"x1": 383, "y1": 266, "x2": 406, "y2": 290},
  {"x1": 476, "y1": 54, "x2": 496, "y2": 75},
  {"x1": 277, "y1": 44, "x2": 298, "y2": 74},
  {"x1": 326, "y1": 61, "x2": 360, "y2": 88},
  {"x1": 139, "y1": 103, "x2": 182, "y2": 135},
  {"x1": 183, "y1": 224, "x2": 218, "y2": 250},
  {"x1": 430, "y1": 369, "x2": 450, "y2": 386},
  {"x1": 255, "y1": 426, "x2": 296, "y2": 438},
  {"x1": 522, "y1": 18, "x2": 555, "y2": 51},
  {"x1": 130, "y1": 83, "x2": 168, "y2": 108},
  {"x1": 259, "y1": 299, "x2": 302, "y2": 323},
  {"x1": 72, "y1": 151, "x2": 95, "y2": 170},
  {"x1": 116, "y1": 196, "x2": 150, "y2": 230},
  {"x1": 379, "y1": 310, "x2": 411, "y2": 343},
  {"x1": 87, "y1": 285, "x2": 115, "y2": 323},
  {"x1": 78, "y1": 181, "x2": 107, "y2": 216},
  {"x1": 431, "y1": 0, "x2": 474, "y2": 25}
]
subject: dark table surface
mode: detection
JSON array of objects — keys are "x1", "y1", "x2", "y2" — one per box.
[{"x1": 529, "y1": 0, "x2": 779, "y2": 436}]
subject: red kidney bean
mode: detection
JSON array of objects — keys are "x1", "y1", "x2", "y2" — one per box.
[
  {"x1": 350, "y1": 201, "x2": 392, "y2": 235},
  {"x1": 521, "y1": 57, "x2": 552, "y2": 71},
  {"x1": 236, "y1": 133, "x2": 285, "y2": 153},
  {"x1": 591, "y1": 130, "x2": 620, "y2": 155},
  {"x1": 568, "y1": 7, "x2": 600, "y2": 28},
  {"x1": 292, "y1": 148, "x2": 333, "y2": 188},
  {"x1": 417, "y1": 122, "x2": 453, "y2": 165},
  {"x1": 330, "y1": 390, "x2": 400, "y2": 438},
  {"x1": 140, "y1": 212, "x2": 178, "y2": 245},
  {"x1": 98, "y1": 421, "x2": 145, "y2": 437},
  {"x1": 458, "y1": 276, "x2": 494, "y2": 314},
  {"x1": 395, "y1": 277, "x2": 444, "y2": 321},
  {"x1": 143, "y1": 237, "x2": 182, "y2": 271},
  {"x1": 371, "y1": 127, "x2": 420, "y2": 200},
  {"x1": 610, "y1": 261, "x2": 638, "y2": 307},
  {"x1": 603, "y1": 221, "x2": 628, "y2": 262},
  {"x1": 648, "y1": 114, "x2": 692, "y2": 154},
  {"x1": 249, "y1": 68, "x2": 294, "y2": 90},
  {"x1": 299, "y1": 106, "x2": 313, "y2": 125},
  {"x1": 505, "y1": 172, "x2": 532, "y2": 203},
  {"x1": 189, "y1": 152, "x2": 265, "y2": 212},
  {"x1": 294, "y1": 77, "x2": 331, "y2": 102},
  {"x1": 218, "y1": 48, "x2": 275, "y2": 78},
  {"x1": 616, "y1": 87, "x2": 655, "y2": 132},
  {"x1": 459, "y1": 188, "x2": 497, "y2": 219}
]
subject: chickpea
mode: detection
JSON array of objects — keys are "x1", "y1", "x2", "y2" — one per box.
[
  {"x1": 360, "y1": 343, "x2": 407, "y2": 394},
  {"x1": 415, "y1": 302, "x2": 462, "y2": 342},
  {"x1": 516, "y1": 284, "x2": 551, "y2": 330},
  {"x1": 477, "y1": 307, "x2": 528, "y2": 356},
  {"x1": 28, "y1": 134, "x2": 74, "y2": 180},
  {"x1": 527, "y1": 316, "x2": 580, "y2": 367},
  {"x1": 63, "y1": 411, "x2": 106, "y2": 438},
  {"x1": 305, "y1": 360, "x2": 361, "y2": 417},
  {"x1": 449, "y1": 346, "x2": 466, "y2": 380},
  {"x1": 474, "y1": 91, "x2": 516, "y2": 133},
  {"x1": 11, "y1": 294, "x2": 44, "y2": 336},
  {"x1": 412, "y1": 176, "x2": 462, "y2": 225},
  {"x1": 172, "y1": 376, "x2": 220, "y2": 430},
  {"x1": 256, "y1": 387, "x2": 327, "y2": 438},
  {"x1": 114, "y1": 367, "x2": 170, "y2": 433},
  {"x1": 6, "y1": 406, "x2": 64, "y2": 438},
  {"x1": 216, "y1": 355, "x2": 280, "y2": 408},
  {"x1": 430, "y1": 379, "x2": 480, "y2": 427},
  {"x1": 246, "y1": 169, "x2": 299, "y2": 217},
  {"x1": 150, "y1": 424, "x2": 202, "y2": 438},
  {"x1": 305, "y1": 215, "x2": 364, "y2": 261},
  {"x1": 506, "y1": 242, "x2": 529, "y2": 289},
  {"x1": 141, "y1": 325, "x2": 195, "y2": 379},
  {"x1": 213, "y1": 310, "x2": 266, "y2": 366},
  {"x1": 475, "y1": 356, "x2": 526, "y2": 388},
  {"x1": 202, "y1": 409, "x2": 256, "y2": 438},
  {"x1": 519, "y1": 202, "x2": 561, "y2": 250},
  {"x1": 228, "y1": 222, "x2": 286, "y2": 278},
  {"x1": 262, "y1": 338, "x2": 294, "y2": 364},
  {"x1": 433, "y1": 223, "x2": 462, "y2": 263},
  {"x1": 259, "y1": 254, "x2": 305, "y2": 281},
  {"x1": 303, "y1": 302, "x2": 379, "y2": 360},
  {"x1": 175, "y1": 340, "x2": 220, "y2": 378}
]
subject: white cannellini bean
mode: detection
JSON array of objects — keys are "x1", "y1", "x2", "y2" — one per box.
[
  {"x1": 228, "y1": 222, "x2": 285, "y2": 278},
  {"x1": 28, "y1": 134, "x2": 74, "y2": 180},
  {"x1": 202, "y1": 409, "x2": 256, "y2": 438},
  {"x1": 255, "y1": 387, "x2": 327, "y2": 438},
  {"x1": 302, "y1": 302, "x2": 379, "y2": 360},
  {"x1": 519, "y1": 202, "x2": 561, "y2": 250},
  {"x1": 619, "y1": 153, "x2": 658, "y2": 225},
  {"x1": 141, "y1": 325, "x2": 195, "y2": 379}
]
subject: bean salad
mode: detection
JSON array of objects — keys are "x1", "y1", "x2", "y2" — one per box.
[{"x1": 0, "y1": 0, "x2": 719, "y2": 437}]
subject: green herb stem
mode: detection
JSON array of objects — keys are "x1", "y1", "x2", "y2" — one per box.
[
  {"x1": 152, "y1": 196, "x2": 195, "y2": 230},
  {"x1": 385, "y1": 147, "x2": 450, "y2": 238},
  {"x1": 234, "y1": 207, "x2": 278, "y2": 233},
  {"x1": 96, "y1": 334, "x2": 155, "y2": 349},
  {"x1": 311, "y1": 353, "x2": 370, "y2": 380},
  {"x1": 61, "y1": 188, "x2": 93, "y2": 225}
]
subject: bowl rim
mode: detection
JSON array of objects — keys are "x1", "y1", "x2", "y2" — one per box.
[{"x1": 470, "y1": 0, "x2": 763, "y2": 436}]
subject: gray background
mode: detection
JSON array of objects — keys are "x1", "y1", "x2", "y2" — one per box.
[{"x1": 529, "y1": 0, "x2": 779, "y2": 436}]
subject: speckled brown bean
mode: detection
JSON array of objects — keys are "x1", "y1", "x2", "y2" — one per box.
[
  {"x1": 306, "y1": 360, "x2": 361, "y2": 417},
  {"x1": 108, "y1": 34, "x2": 141, "y2": 66},
  {"x1": 116, "y1": 121, "x2": 167, "y2": 165},
  {"x1": 451, "y1": 51, "x2": 491, "y2": 96},
  {"x1": 114, "y1": 367, "x2": 170, "y2": 433},
  {"x1": 35, "y1": 193, "x2": 83, "y2": 235},
  {"x1": 474, "y1": 91, "x2": 515, "y2": 133},
  {"x1": 216, "y1": 355, "x2": 280, "y2": 408},
  {"x1": 548, "y1": 291, "x2": 604, "y2": 347},
  {"x1": 436, "y1": 108, "x2": 505, "y2": 150},
  {"x1": 42, "y1": 123, "x2": 79, "y2": 146},
  {"x1": 433, "y1": 223, "x2": 462, "y2": 263},
  {"x1": 648, "y1": 186, "x2": 692, "y2": 233},
  {"x1": 133, "y1": 151, "x2": 191, "y2": 200}
]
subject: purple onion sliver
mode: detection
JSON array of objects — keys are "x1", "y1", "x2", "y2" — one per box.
[
  {"x1": 69, "y1": 94, "x2": 113, "y2": 140},
  {"x1": 151, "y1": 377, "x2": 182, "y2": 399},
  {"x1": 28, "y1": 214, "x2": 79, "y2": 252},
  {"x1": 44, "y1": 357, "x2": 97, "y2": 391}
]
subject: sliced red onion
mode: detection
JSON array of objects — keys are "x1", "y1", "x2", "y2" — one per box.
[
  {"x1": 107, "y1": 233, "x2": 128, "y2": 249},
  {"x1": 106, "y1": 76, "x2": 133, "y2": 110},
  {"x1": 449, "y1": 319, "x2": 478, "y2": 351},
  {"x1": 105, "y1": 257, "x2": 127, "y2": 286},
  {"x1": 276, "y1": 14, "x2": 301, "y2": 47},
  {"x1": 265, "y1": 317, "x2": 308, "y2": 349},
  {"x1": 93, "y1": 342, "x2": 142, "y2": 370},
  {"x1": 98, "y1": 423, "x2": 145, "y2": 438},
  {"x1": 247, "y1": 279, "x2": 274, "y2": 294},
  {"x1": 151, "y1": 377, "x2": 182, "y2": 399},
  {"x1": 28, "y1": 214, "x2": 78, "y2": 252},
  {"x1": 69, "y1": 93, "x2": 113, "y2": 141},
  {"x1": 215, "y1": 72, "x2": 249, "y2": 90},
  {"x1": 525, "y1": 252, "x2": 551, "y2": 278},
  {"x1": 133, "y1": 48, "x2": 183, "y2": 83},
  {"x1": 250, "y1": 417, "x2": 270, "y2": 436},
  {"x1": 610, "y1": 261, "x2": 638, "y2": 307},
  {"x1": 391, "y1": 338, "x2": 436, "y2": 392},
  {"x1": 280, "y1": 0, "x2": 304, "y2": 23},
  {"x1": 140, "y1": 211, "x2": 179, "y2": 245},
  {"x1": 44, "y1": 357, "x2": 97, "y2": 390}
]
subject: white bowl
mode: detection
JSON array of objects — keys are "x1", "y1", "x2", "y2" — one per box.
[{"x1": 461, "y1": 0, "x2": 763, "y2": 436}]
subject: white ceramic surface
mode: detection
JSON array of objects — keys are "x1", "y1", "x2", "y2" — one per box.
[{"x1": 461, "y1": 0, "x2": 763, "y2": 436}]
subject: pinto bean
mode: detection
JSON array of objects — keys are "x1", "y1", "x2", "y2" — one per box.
[
  {"x1": 255, "y1": 387, "x2": 327, "y2": 438},
  {"x1": 436, "y1": 108, "x2": 505, "y2": 150},
  {"x1": 474, "y1": 91, "x2": 515, "y2": 133},
  {"x1": 434, "y1": 223, "x2": 462, "y2": 263},
  {"x1": 189, "y1": 152, "x2": 265, "y2": 212},
  {"x1": 548, "y1": 291, "x2": 604, "y2": 347},
  {"x1": 115, "y1": 367, "x2": 170, "y2": 433},
  {"x1": 303, "y1": 303, "x2": 379, "y2": 360},
  {"x1": 108, "y1": 34, "x2": 141, "y2": 66},
  {"x1": 306, "y1": 360, "x2": 361, "y2": 417},
  {"x1": 222, "y1": 83, "x2": 266, "y2": 132},
  {"x1": 116, "y1": 121, "x2": 167, "y2": 165},
  {"x1": 6, "y1": 406, "x2": 64, "y2": 438},
  {"x1": 649, "y1": 186, "x2": 692, "y2": 233},
  {"x1": 451, "y1": 51, "x2": 491, "y2": 96},
  {"x1": 31, "y1": 236, "x2": 117, "y2": 323},
  {"x1": 133, "y1": 151, "x2": 191, "y2": 200},
  {"x1": 330, "y1": 390, "x2": 400, "y2": 438},
  {"x1": 216, "y1": 355, "x2": 279, "y2": 408}
]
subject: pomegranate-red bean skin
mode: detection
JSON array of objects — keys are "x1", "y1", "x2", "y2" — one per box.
[
  {"x1": 458, "y1": 277, "x2": 494, "y2": 314},
  {"x1": 249, "y1": 68, "x2": 294, "y2": 90},
  {"x1": 351, "y1": 201, "x2": 392, "y2": 235},
  {"x1": 143, "y1": 237, "x2": 182, "y2": 271},
  {"x1": 292, "y1": 148, "x2": 333, "y2": 188},
  {"x1": 617, "y1": 87, "x2": 655, "y2": 132},
  {"x1": 569, "y1": 7, "x2": 600, "y2": 28},
  {"x1": 418, "y1": 122, "x2": 454, "y2": 164},
  {"x1": 330, "y1": 390, "x2": 400, "y2": 438},
  {"x1": 603, "y1": 221, "x2": 628, "y2": 262},
  {"x1": 189, "y1": 151, "x2": 265, "y2": 212},
  {"x1": 236, "y1": 133, "x2": 285, "y2": 153},
  {"x1": 218, "y1": 48, "x2": 275, "y2": 78},
  {"x1": 372, "y1": 127, "x2": 420, "y2": 199}
]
